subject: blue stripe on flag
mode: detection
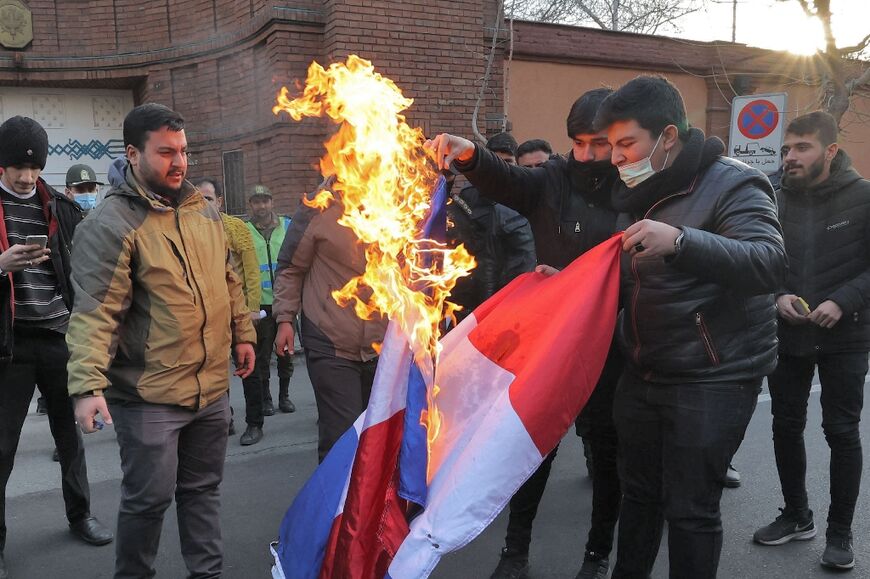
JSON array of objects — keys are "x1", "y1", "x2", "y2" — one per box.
[
  {"x1": 397, "y1": 174, "x2": 448, "y2": 507},
  {"x1": 274, "y1": 422, "x2": 360, "y2": 578}
]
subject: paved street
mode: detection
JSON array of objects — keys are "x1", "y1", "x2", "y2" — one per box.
[{"x1": 4, "y1": 357, "x2": 870, "y2": 578}]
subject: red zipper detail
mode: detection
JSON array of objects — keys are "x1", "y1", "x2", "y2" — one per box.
[{"x1": 695, "y1": 312, "x2": 720, "y2": 366}]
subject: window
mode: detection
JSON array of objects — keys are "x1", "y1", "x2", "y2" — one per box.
[{"x1": 222, "y1": 150, "x2": 245, "y2": 216}]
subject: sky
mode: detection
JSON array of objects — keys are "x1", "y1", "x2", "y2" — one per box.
[{"x1": 677, "y1": 0, "x2": 867, "y2": 55}]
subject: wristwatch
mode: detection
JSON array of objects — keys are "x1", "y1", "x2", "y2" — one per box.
[{"x1": 673, "y1": 230, "x2": 685, "y2": 255}]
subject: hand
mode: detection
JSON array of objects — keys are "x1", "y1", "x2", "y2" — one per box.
[
  {"x1": 249, "y1": 311, "x2": 261, "y2": 322},
  {"x1": 233, "y1": 343, "x2": 255, "y2": 378},
  {"x1": 622, "y1": 220, "x2": 681, "y2": 258},
  {"x1": 0, "y1": 244, "x2": 51, "y2": 273},
  {"x1": 274, "y1": 321, "x2": 296, "y2": 357},
  {"x1": 74, "y1": 396, "x2": 113, "y2": 434},
  {"x1": 424, "y1": 133, "x2": 476, "y2": 170},
  {"x1": 776, "y1": 294, "x2": 809, "y2": 325},
  {"x1": 808, "y1": 300, "x2": 842, "y2": 329},
  {"x1": 535, "y1": 264, "x2": 560, "y2": 277}
]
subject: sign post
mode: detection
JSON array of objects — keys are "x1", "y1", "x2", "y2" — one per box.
[{"x1": 728, "y1": 93, "x2": 788, "y2": 175}]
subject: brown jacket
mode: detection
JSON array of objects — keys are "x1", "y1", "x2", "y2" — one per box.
[
  {"x1": 66, "y1": 167, "x2": 256, "y2": 408},
  {"x1": 273, "y1": 195, "x2": 386, "y2": 362}
]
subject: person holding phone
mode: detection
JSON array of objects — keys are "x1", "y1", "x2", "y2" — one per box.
[{"x1": 0, "y1": 116, "x2": 113, "y2": 578}]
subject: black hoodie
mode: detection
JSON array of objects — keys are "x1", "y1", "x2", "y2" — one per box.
[
  {"x1": 458, "y1": 145, "x2": 619, "y2": 269},
  {"x1": 776, "y1": 149, "x2": 870, "y2": 355}
]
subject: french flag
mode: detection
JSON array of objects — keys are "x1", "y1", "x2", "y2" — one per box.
[{"x1": 271, "y1": 189, "x2": 621, "y2": 578}]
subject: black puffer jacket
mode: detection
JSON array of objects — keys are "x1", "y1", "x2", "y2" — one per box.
[
  {"x1": 615, "y1": 130, "x2": 786, "y2": 384},
  {"x1": 458, "y1": 147, "x2": 618, "y2": 269},
  {"x1": 448, "y1": 184, "x2": 536, "y2": 316},
  {"x1": 0, "y1": 179, "x2": 82, "y2": 364},
  {"x1": 776, "y1": 150, "x2": 870, "y2": 355}
]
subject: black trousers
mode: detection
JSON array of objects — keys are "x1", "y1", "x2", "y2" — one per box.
[
  {"x1": 241, "y1": 306, "x2": 293, "y2": 427},
  {"x1": 0, "y1": 327, "x2": 91, "y2": 552},
  {"x1": 305, "y1": 348, "x2": 377, "y2": 462},
  {"x1": 504, "y1": 346, "x2": 622, "y2": 558},
  {"x1": 768, "y1": 351, "x2": 868, "y2": 536},
  {"x1": 611, "y1": 372, "x2": 759, "y2": 579}
]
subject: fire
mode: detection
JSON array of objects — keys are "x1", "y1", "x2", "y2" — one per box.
[{"x1": 273, "y1": 55, "x2": 475, "y2": 464}]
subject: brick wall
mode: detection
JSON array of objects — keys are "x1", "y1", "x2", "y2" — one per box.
[{"x1": 0, "y1": 1, "x2": 503, "y2": 212}]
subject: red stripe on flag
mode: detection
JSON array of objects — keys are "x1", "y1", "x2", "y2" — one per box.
[
  {"x1": 468, "y1": 236, "x2": 622, "y2": 455},
  {"x1": 320, "y1": 410, "x2": 411, "y2": 579}
]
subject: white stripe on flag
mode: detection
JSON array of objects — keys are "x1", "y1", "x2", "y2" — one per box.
[{"x1": 389, "y1": 313, "x2": 543, "y2": 579}]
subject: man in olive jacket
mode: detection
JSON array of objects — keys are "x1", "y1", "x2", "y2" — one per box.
[
  {"x1": 68, "y1": 104, "x2": 256, "y2": 579},
  {"x1": 754, "y1": 111, "x2": 870, "y2": 571}
]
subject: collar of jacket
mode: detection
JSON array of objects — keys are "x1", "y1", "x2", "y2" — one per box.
[
  {"x1": 103, "y1": 164, "x2": 194, "y2": 214},
  {"x1": 782, "y1": 149, "x2": 864, "y2": 199},
  {"x1": 565, "y1": 153, "x2": 617, "y2": 206},
  {"x1": 612, "y1": 128, "x2": 723, "y2": 214}
]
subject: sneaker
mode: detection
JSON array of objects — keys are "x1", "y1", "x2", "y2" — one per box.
[
  {"x1": 575, "y1": 551, "x2": 609, "y2": 579},
  {"x1": 821, "y1": 533, "x2": 855, "y2": 570},
  {"x1": 36, "y1": 396, "x2": 47, "y2": 415},
  {"x1": 724, "y1": 464, "x2": 741, "y2": 488},
  {"x1": 490, "y1": 547, "x2": 529, "y2": 579},
  {"x1": 753, "y1": 507, "x2": 816, "y2": 545}
]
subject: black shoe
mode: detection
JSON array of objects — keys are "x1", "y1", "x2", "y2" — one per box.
[
  {"x1": 575, "y1": 552, "x2": 609, "y2": 579},
  {"x1": 821, "y1": 532, "x2": 855, "y2": 570},
  {"x1": 724, "y1": 464, "x2": 741, "y2": 488},
  {"x1": 69, "y1": 516, "x2": 114, "y2": 546},
  {"x1": 240, "y1": 425, "x2": 264, "y2": 446},
  {"x1": 52, "y1": 448, "x2": 59, "y2": 462},
  {"x1": 262, "y1": 400, "x2": 276, "y2": 417},
  {"x1": 278, "y1": 396, "x2": 296, "y2": 413},
  {"x1": 753, "y1": 507, "x2": 816, "y2": 545},
  {"x1": 0, "y1": 550, "x2": 8, "y2": 579},
  {"x1": 228, "y1": 418, "x2": 236, "y2": 436},
  {"x1": 490, "y1": 547, "x2": 529, "y2": 579},
  {"x1": 36, "y1": 396, "x2": 47, "y2": 416}
]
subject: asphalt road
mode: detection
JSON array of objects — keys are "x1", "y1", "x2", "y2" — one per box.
[{"x1": 4, "y1": 358, "x2": 869, "y2": 578}]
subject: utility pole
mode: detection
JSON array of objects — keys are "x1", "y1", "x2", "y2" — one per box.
[{"x1": 731, "y1": 0, "x2": 737, "y2": 42}]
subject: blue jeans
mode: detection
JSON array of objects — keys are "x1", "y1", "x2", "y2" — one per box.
[
  {"x1": 611, "y1": 372, "x2": 759, "y2": 579},
  {"x1": 768, "y1": 351, "x2": 867, "y2": 536}
]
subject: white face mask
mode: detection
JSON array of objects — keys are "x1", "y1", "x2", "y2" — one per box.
[{"x1": 618, "y1": 132, "x2": 670, "y2": 188}]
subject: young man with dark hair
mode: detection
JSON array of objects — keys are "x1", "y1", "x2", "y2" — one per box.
[
  {"x1": 0, "y1": 116, "x2": 113, "y2": 579},
  {"x1": 516, "y1": 139, "x2": 553, "y2": 169},
  {"x1": 427, "y1": 87, "x2": 623, "y2": 579},
  {"x1": 592, "y1": 75, "x2": 786, "y2": 578},
  {"x1": 754, "y1": 110, "x2": 870, "y2": 570},
  {"x1": 67, "y1": 103, "x2": 256, "y2": 578}
]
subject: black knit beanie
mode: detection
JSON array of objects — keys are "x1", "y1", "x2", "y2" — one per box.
[{"x1": 0, "y1": 116, "x2": 49, "y2": 170}]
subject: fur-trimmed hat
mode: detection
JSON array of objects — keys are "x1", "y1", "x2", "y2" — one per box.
[{"x1": 0, "y1": 116, "x2": 49, "y2": 170}]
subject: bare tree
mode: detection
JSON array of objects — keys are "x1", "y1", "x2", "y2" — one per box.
[
  {"x1": 783, "y1": 0, "x2": 870, "y2": 125},
  {"x1": 507, "y1": 0, "x2": 701, "y2": 35}
]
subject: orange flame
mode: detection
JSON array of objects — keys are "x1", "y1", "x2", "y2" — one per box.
[{"x1": 273, "y1": 55, "x2": 475, "y2": 468}]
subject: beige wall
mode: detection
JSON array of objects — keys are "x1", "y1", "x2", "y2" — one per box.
[
  {"x1": 507, "y1": 61, "x2": 708, "y2": 155},
  {"x1": 509, "y1": 59, "x2": 870, "y2": 177}
]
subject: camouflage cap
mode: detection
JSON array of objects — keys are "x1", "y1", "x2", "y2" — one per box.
[{"x1": 247, "y1": 183, "x2": 273, "y2": 200}]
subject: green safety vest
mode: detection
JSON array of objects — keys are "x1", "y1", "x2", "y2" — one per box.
[{"x1": 246, "y1": 216, "x2": 291, "y2": 306}]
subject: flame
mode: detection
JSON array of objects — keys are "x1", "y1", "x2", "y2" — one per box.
[{"x1": 274, "y1": 55, "x2": 475, "y2": 470}]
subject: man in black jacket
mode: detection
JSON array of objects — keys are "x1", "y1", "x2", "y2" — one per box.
[
  {"x1": 753, "y1": 111, "x2": 870, "y2": 571},
  {"x1": 447, "y1": 132, "x2": 536, "y2": 320},
  {"x1": 588, "y1": 75, "x2": 785, "y2": 579},
  {"x1": 429, "y1": 88, "x2": 623, "y2": 579},
  {"x1": 0, "y1": 116, "x2": 112, "y2": 579}
]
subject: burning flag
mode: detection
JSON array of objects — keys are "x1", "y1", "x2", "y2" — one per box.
[{"x1": 269, "y1": 55, "x2": 621, "y2": 579}]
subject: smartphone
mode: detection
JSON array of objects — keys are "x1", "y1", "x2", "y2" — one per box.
[
  {"x1": 792, "y1": 297, "x2": 811, "y2": 316},
  {"x1": 25, "y1": 234, "x2": 48, "y2": 249}
]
